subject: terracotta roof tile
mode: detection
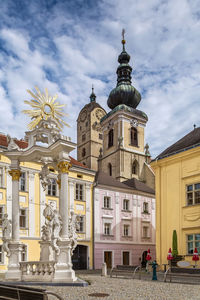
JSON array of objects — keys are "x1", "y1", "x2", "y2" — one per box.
[{"x1": 0, "y1": 134, "x2": 87, "y2": 169}]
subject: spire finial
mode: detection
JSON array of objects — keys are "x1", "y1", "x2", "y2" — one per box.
[
  {"x1": 194, "y1": 124, "x2": 196, "y2": 129},
  {"x1": 90, "y1": 84, "x2": 96, "y2": 103},
  {"x1": 122, "y1": 28, "x2": 126, "y2": 50}
]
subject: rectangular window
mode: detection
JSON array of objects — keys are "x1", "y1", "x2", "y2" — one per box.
[
  {"x1": 0, "y1": 168, "x2": 3, "y2": 187},
  {"x1": 20, "y1": 209, "x2": 27, "y2": 229},
  {"x1": 76, "y1": 216, "x2": 85, "y2": 233},
  {"x1": 103, "y1": 196, "x2": 111, "y2": 209},
  {"x1": 76, "y1": 184, "x2": 84, "y2": 201},
  {"x1": 21, "y1": 245, "x2": 27, "y2": 262},
  {"x1": 82, "y1": 134, "x2": 86, "y2": 142},
  {"x1": 0, "y1": 245, "x2": 4, "y2": 263},
  {"x1": 187, "y1": 234, "x2": 200, "y2": 254},
  {"x1": 104, "y1": 223, "x2": 111, "y2": 235},
  {"x1": 20, "y1": 172, "x2": 26, "y2": 191},
  {"x1": 123, "y1": 225, "x2": 129, "y2": 236},
  {"x1": 123, "y1": 199, "x2": 129, "y2": 211},
  {"x1": 0, "y1": 206, "x2": 4, "y2": 226},
  {"x1": 186, "y1": 184, "x2": 200, "y2": 205},
  {"x1": 99, "y1": 133, "x2": 103, "y2": 140},
  {"x1": 48, "y1": 178, "x2": 57, "y2": 196},
  {"x1": 143, "y1": 226, "x2": 149, "y2": 238},
  {"x1": 143, "y1": 202, "x2": 149, "y2": 213}
]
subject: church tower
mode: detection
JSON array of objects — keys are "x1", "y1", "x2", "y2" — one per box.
[
  {"x1": 99, "y1": 32, "x2": 154, "y2": 188},
  {"x1": 77, "y1": 88, "x2": 106, "y2": 171}
]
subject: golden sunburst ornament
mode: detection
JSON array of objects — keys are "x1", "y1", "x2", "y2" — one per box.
[{"x1": 22, "y1": 86, "x2": 70, "y2": 130}]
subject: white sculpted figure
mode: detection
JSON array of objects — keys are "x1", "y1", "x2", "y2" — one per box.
[
  {"x1": 68, "y1": 211, "x2": 80, "y2": 256},
  {"x1": 2, "y1": 214, "x2": 12, "y2": 257},
  {"x1": 6, "y1": 135, "x2": 20, "y2": 151},
  {"x1": 42, "y1": 204, "x2": 62, "y2": 255},
  {"x1": 39, "y1": 164, "x2": 51, "y2": 191}
]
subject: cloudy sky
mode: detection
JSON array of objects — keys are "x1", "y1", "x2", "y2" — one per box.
[{"x1": 0, "y1": 0, "x2": 200, "y2": 158}]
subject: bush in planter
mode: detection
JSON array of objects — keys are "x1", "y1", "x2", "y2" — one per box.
[{"x1": 172, "y1": 230, "x2": 178, "y2": 257}]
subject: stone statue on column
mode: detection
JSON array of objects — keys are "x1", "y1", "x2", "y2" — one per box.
[
  {"x1": 2, "y1": 214, "x2": 12, "y2": 257},
  {"x1": 68, "y1": 212, "x2": 80, "y2": 256},
  {"x1": 42, "y1": 204, "x2": 62, "y2": 255}
]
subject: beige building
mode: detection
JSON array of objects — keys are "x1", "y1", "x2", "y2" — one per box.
[
  {"x1": 77, "y1": 38, "x2": 154, "y2": 190},
  {"x1": 77, "y1": 89, "x2": 106, "y2": 171}
]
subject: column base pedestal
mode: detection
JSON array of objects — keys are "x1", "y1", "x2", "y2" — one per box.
[
  {"x1": 39, "y1": 241, "x2": 54, "y2": 261},
  {"x1": 5, "y1": 242, "x2": 22, "y2": 281},
  {"x1": 53, "y1": 239, "x2": 76, "y2": 282}
]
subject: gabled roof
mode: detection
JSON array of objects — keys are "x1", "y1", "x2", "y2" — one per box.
[
  {"x1": 95, "y1": 171, "x2": 132, "y2": 190},
  {"x1": 0, "y1": 133, "x2": 87, "y2": 169},
  {"x1": 123, "y1": 178, "x2": 155, "y2": 195},
  {"x1": 155, "y1": 127, "x2": 200, "y2": 160},
  {"x1": 95, "y1": 171, "x2": 155, "y2": 195}
]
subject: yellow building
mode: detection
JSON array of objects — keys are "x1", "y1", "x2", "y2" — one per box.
[
  {"x1": 151, "y1": 128, "x2": 200, "y2": 267},
  {"x1": 0, "y1": 133, "x2": 95, "y2": 272}
]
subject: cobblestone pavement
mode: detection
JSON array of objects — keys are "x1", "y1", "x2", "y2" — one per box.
[{"x1": 42, "y1": 273, "x2": 200, "y2": 300}]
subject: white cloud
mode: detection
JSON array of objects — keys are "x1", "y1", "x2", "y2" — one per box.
[{"x1": 0, "y1": 0, "x2": 200, "y2": 159}]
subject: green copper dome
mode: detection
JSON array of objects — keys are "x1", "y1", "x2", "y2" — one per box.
[{"x1": 107, "y1": 38, "x2": 141, "y2": 110}]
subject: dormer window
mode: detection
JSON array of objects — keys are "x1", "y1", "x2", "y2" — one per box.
[
  {"x1": 130, "y1": 127, "x2": 138, "y2": 146},
  {"x1": 108, "y1": 129, "x2": 114, "y2": 148}
]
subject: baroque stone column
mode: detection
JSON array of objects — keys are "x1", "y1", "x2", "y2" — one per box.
[
  {"x1": 53, "y1": 161, "x2": 76, "y2": 282},
  {"x1": 6, "y1": 168, "x2": 22, "y2": 281}
]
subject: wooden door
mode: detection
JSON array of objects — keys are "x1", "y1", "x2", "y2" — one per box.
[
  {"x1": 104, "y1": 251, "x2": 112, "y2": 269},
  {"x1": 123, "y1": 251, "x2": 130, "y2": 265}
]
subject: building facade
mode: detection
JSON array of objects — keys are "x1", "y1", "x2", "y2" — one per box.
[
  {"x1": 94, "y1": 171, "x2": 155, "y2": 269},
  {"x1": 77, "y1": 89, "x2": 106, "y2": 171},
  {"x1": 0, "y1": 133, "x2": 95, "y2": 271},
  {"x1": 151, "y1": 128, "x2": 200, "y2": 268}
]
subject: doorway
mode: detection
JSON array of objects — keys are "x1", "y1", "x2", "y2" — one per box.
[
  {"x1": 141, "y1": 251, "x2": 147, "y2": 268},
  {"x1": 122, "y1": 251, "x2": 130, "y2": 265},
  {"x1": 104, "y1": 251, "x2": 112, "y2": 269},
  {"x1": 72, "y1": 245, "x2": 88, "y2": 270}
]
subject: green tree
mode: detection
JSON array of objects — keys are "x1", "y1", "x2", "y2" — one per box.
[{"x1": 172, "y1": 230, "x2": 178, "y2": 257}]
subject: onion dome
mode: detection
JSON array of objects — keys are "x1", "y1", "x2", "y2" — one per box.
[
  {"x1": 107, "y1": 31, "x2": 141, "y2": 110},
  {"x1": 90, "y1": 85, "x2": 96, "y2": 102}
]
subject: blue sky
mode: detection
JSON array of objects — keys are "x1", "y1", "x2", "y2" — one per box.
[{"x1": 0, "y1": 0, "x2": 200, "y2": 158}]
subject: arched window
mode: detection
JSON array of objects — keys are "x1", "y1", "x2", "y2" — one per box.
[
  {"x1": 108, "y1": 129, "x2": 114, "y2": 148},
  {"x1": 82, "y1": 148, "x2": 86, "y2": 157},
  {"x1": 132, "y1": 160, "x2": 138, "y2": 175},
  {"x1": 130, "y1": 127, "x2": 138, "y2": 146},
  {"x1": 108, "y1": 163, "x2": 112, "y2": 176}
]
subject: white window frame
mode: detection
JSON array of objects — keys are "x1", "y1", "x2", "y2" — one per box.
[
  {"x1": 142, "y1": 226, "x2": 149, "y2": 238},
  {"x1": 143, "y1": 202, "x2": 149, "y2": 213},
  {"x1": 0, "y1": 245, "x2": 4, "y2": 264},
  {"x1": 75, "y1": 183, "x2": 84, "y2": 201},
  {"x1": 21, "y1": 244, "x2": 27, "y2": 262},
  {"x1": 103, "y1": 196, "x2": 111, "y2": 209},
  {"x1": 76, "y1": 215, "x2": 85, "y2": 233},
  {"x1": 20, "y1": 172, "x2": 26, "y2": 192},
  {"x1": 48, "y1": 178, "x2": 57, "y2": 196},
  {"x1": 186, "y1": 183, "x2": 200, "y2": 206},
  {"x1": 123, "y1": 224, "x2": 130, "y2": 236},
  {"x1": 0, "y1": 168, "x2": 3, "y2": 188},
  {"x1": 0, "y1": 206, "x2": 5, "y2": 226},
  {"x1": 104, "y1": 223, "x2": 111, "y2": 235},
  {"x1": 123, "y1": 199, "x2": 129, "y2": 211},
  {"x1": 187, "y1": 233, "x2": 200, "y2": 254},
  {"x1": 20, "y1": 208, "x2": 28, "y2": 229}
]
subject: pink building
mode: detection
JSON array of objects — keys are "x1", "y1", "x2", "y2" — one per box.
[{"x1": 94, "y1": 171, "x2": 155, "y2": 269}]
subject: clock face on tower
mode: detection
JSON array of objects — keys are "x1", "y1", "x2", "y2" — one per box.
[
  {"x1": 95, "y1": 109, "x2": 105, "y2": 121},
  {"x1": 80, "y1": 110, "x2": 87, "y2": 122}
]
